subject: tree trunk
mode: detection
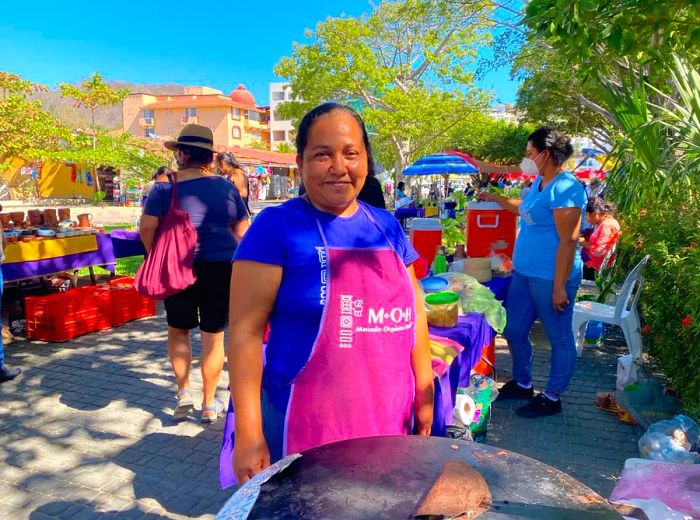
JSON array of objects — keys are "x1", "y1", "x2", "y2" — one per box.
[{"x1": 91, "y1": 108, "x2": 102, "y2": 193}]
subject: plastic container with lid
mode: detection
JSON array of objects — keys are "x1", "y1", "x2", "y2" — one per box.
[
  {"x1": 420, "y1": 276, "x2": 449, "y2": 294},
  {"x1": 425, "y1": 291, "x2": 460, "y2": 328},
  {"x1": 409, "y1": 218, "x2": 443, "y2": 269}
]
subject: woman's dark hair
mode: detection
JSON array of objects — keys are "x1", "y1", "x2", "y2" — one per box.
[
  {"x1": 397, "y1": 181, "x2": 405, "y2": 191},
  {"x1": 527, "y1": 126, "x2": 574, "y2": 167},
  {"x1": 586, "y1": 197, "x2": 617, "y2": 216},
  {"x1": 153, "y1": 166, "x2": 172, "y2": 180},
  {"x1": 295, "y1": 103, "x2": 376, "y2": 177},
  {"x1": 178, "y1": 144, "x2": 214, "y2": 166},
  {"x1": 215, "y1": 151, "x2": 241, "y2": 170}
]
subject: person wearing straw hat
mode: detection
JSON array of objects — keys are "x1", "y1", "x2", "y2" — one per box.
[{"x1": 140, "y1": 124, "x2": 250, "y2": 424}]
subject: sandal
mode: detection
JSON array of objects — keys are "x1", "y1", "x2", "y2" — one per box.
[
  {"x1": 174, "y1": 389, "x2": 194, "y2": 420},
  {"x1": 201, "y1": 398, "x2": 225, "y2": 424}
]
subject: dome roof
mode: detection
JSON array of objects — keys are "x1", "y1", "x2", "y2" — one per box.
[{"x1": 229, "y1": 84, "x2": 256, "y2": 107}]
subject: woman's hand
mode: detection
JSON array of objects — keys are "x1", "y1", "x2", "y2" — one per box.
[
  {"x1": 552, "y1": 286, "x2": 570, "y2": 312},
  {"x1": 477, "y1": 190, "x2": 498, "y2": 203},
  {"x1": 414, "y1": 399, "x2": 434, "y2": 436},
  {"x1": 234, "y1": 434, "x2": 270, "y2": 483}
]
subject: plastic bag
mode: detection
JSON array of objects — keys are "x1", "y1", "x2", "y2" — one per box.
[
  {"x1": 436, "y1": 273, "x2": 507, "y2": 333},
  {"x1": 638, "y1": 415, "x2": 700, "y2": 464},
  {"x1": 616, "y1": 354, "x2": 639, "y2": 392},
  {"x1": 451, "y1": 375, "x2": 499, "y2": 440},
  {"x1": 609, "y1": 459, "x2": 700, "y2": 518},
  {"x1": 616, "y1": 379, "x2": 683, "y2": 429}
]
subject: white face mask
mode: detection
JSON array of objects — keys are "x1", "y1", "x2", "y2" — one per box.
[{"x1": 520, "y1": 151, "x2": 544, "y2": 176}]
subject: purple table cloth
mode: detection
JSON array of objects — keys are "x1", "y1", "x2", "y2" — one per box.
[
  {"x1": 2, "y1": 233, "x2": 117, "y2": 282},
  {"x1": 219, "y1": 312, "x2": 495, "y2": 488},
  {"x1": 429, "y1": 312, "x2": 496, "y2": 436},
  {"x1": 109, "y1": 229, "x2": 146, "y2": 258}
]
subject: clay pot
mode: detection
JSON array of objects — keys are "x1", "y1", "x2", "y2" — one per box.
[
  {"x1": 77, "y1": 213, "x2": 93, "y2": 228},
  {"x1": 57, "y1": 208, "x2": 70, "y2": 221},
  {"x1": 28, "y1": 209, "x2": 42, "y2": 227},
  {"x1": 0, "y1": 213, "x2": 10, "y2": 227},
  {"x1": 10, "y1": 211, "x2": 24, "y2": 225},
  {"x1": 43, "y1": 209, "x2": 58, "y2": 228}
]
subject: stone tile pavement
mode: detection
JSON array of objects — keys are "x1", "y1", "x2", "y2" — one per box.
[
  {"x1": 0, "y1": 308, "x2": 641, "y2": 519},
  {"x1": 487, "y1": 323, "x2": 641, "y2": 497}
]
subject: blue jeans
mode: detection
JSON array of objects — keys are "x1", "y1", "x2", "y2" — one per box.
[{"x1": 503, "y1": 271, "x2": 581, "y2": 395}]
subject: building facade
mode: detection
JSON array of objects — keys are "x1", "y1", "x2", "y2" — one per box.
[
  {"x1": 268, "y1": 82, "x2": 295, "y2": 151},
  {"x1": 122, "y1": 85, "x2": 270, "y2": 150}
]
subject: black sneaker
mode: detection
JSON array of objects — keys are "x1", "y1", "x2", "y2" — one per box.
[
  {"x1": 0, "y1": 367, "x2": 21, "y2": 383},
  {"x1": 496, "y1": 379, "x2": 534, "y2": 401},
  {"x1": 516, "y1": 393, "x2": 562, "y2": 418}
]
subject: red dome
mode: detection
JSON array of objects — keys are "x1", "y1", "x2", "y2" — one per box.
[{"x1": 229, "y1": 84, "x2": 256, "y2": 107}]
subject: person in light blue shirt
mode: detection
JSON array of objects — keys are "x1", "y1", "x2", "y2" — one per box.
[{"x1": 479, "y1": 127, "x2": 585, "y2": 418}]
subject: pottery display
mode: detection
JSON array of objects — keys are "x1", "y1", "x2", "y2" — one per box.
[
  {"x1": 57, "y1": 208, "x2": 70, "y2": 221},
  {"x1": 43, "y1": 209, "x2": 58, "y2": 228},
  {"x1": 28, "y1": 209, "x2": 42, "y2": 227},
  {"x1": 77, "y1": 213, "x2": 92, "y2": 228},
  {"x1": 10, "y1": 212, "x2": 24, "y2": 225}
]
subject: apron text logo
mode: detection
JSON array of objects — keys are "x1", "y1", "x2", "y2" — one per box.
[
  {"x1": 338, "y1": 294, "x2": 364, "y2": 349},
  {"x1": 368, "y1": 307, "x2": 412, "y2": 325}
]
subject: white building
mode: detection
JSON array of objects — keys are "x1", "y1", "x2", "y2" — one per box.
[
  {"x1": 486, "y1": 103, "x2": 520, "y2": 124},
  {"x1": 269, "y1": 82, "x2": 294, "y2": 151}
]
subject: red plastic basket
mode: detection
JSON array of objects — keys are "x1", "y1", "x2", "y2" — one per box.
[
  {"x1": 25, "y1": 287, "x2": 106, "y2": 342},
  {"x1": 108, "y1": 277, "x2": 157, "y2": 326}
]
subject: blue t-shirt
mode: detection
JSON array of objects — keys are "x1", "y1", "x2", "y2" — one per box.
[
  {"x1": 233, "y1": 197, "x2": 419, "y2": 410},
  {"x1": 514, "y1": 172, "x2": 586, "y2": 280},
  {"x1": 144, "y1": 176, "x2": 247, "y2": 262}
]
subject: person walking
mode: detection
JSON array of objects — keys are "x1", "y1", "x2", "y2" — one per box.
[
  {"x1": 140, "y1": 125, "x2": 250, "y2": 423},
  {"x1": 215, "y1": 152, "x2": 250, "y2": 215}
]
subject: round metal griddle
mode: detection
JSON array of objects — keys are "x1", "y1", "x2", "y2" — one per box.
[{"x1": 248, "y1": 436, "x2": 620, "y2": 519}]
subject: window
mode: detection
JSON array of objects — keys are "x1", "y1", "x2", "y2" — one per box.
[
  {"x1": 143, "y1": 109, "x2": 154, "y2": 120},
  {"x1": 272, "y1": 130, "x2": 286, "y2": 142},
  {"x1": 232, "y1": 107, "x2": 241, "y2": 120},
  {"x1": 247, "y1": 110, "x2": 259, "y2": 122},
  {"x1": 232, "y1": 126, "x2": 241, "y2": 139},
  {"x1": 272, "y1": 91, "x2": 285, "y2": 101},
  {"x1": 185, "y1": 107, "x2": 197, "y2": 117}
]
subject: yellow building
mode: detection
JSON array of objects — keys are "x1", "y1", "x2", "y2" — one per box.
[{"x1": 122, "y1": 85, "x2": 270, "y2": 150}]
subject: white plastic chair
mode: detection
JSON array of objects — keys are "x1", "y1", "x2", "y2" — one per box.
[{"x1": 572, "y1": 255, "x2": 650, "y2": 359}]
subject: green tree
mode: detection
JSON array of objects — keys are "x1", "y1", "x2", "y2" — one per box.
[
  {"x1": 247, "y1": 139, "x2": 270, "y2": 151},
  {"x1": 59, "y1": 73, "x2": 129, "y2": 190},
  {"x1": 275, "y1": 142, "x2": 296, "y2": 154},
  {"x1": 447, "y1": 112, "x2": 534, "y2": 164},
  {"x1": 0, "y1": 72, "x2": 73, "y2": 169},
  {"x1": 274, "y1": 0, "x2": 494, "y2": 176}
]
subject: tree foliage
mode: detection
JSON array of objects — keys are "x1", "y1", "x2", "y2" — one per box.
[
  {"x1": 1, "y1": 71, "x2": 167, "y2": 184},
  {"x1": 275, "y1": 0, "x2": 495, "y2": 173},
  {"x1": 447, "y1": 112, "x2": 534, "y2": 164},
  {"x1": 59, "y1": 72, "x2": 129, "y2": 129}
]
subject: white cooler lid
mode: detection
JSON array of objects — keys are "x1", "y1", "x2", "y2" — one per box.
[
  {"x1": 408, "y1": 218, "x2": 442, "y2": 230},
  {"x1": 467, "y1": 201, "x2": 502, "y2": 210}
]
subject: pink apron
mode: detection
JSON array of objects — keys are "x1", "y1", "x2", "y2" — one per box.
[{"x1": 283, "y1": 208, "x2": 417, "y2": 455}]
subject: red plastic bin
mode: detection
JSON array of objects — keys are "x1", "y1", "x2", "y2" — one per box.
[
  {"x1": 25, "y1": 287, "x2": 107, "y2": 342},
  {"x1": 108, "y1": 277, "x2": 157, "y2": 326}
]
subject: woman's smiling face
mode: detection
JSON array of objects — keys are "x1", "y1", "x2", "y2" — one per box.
[{"x1": 297, "y1": 111, "x2": 368, "y2": 215}]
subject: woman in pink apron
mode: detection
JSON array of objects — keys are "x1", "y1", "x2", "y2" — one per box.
[{"x1": 222, "y1": 103, "x2": 434, "y2": 485}]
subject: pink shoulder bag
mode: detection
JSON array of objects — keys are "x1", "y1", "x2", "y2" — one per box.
[{"x1": 135, "y1": 173, "x2": 197, "y2": 299}]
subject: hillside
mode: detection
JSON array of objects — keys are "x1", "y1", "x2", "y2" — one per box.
[{"x1": 29, "y1": 82, "x2": 187, "y2": 130}]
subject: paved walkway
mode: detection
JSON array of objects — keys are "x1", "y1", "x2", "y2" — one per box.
[{"x1": 0, "y1": 309, "x2": 640, "y2": 519}]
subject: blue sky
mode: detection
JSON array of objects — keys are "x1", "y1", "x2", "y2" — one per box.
[{"x1": 1, "y1": 0, "x2": 519, "y2": 105}]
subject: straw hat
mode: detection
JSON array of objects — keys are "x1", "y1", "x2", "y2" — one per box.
[{"x1": 164, "y1": 124, "x2": 214, "y2": 152}]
